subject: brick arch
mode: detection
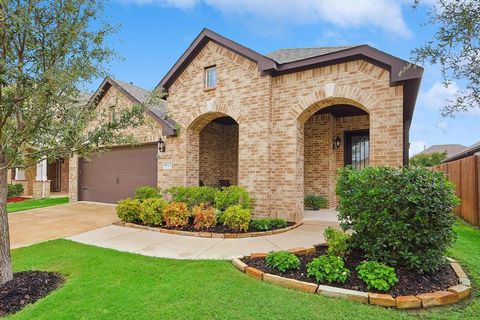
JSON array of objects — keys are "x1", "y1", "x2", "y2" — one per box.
[
  {"x1": 184, "y1": 104, "x2": 242, "y2": 134},
  {"x1": 185, "y1": 108, "x2": 240, "y2": 186},
  {"x1": 292, "y1": 85, "x2": 380, "y2": 124}
]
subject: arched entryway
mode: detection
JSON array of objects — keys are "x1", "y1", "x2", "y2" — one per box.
[
  {"x1": 186, "y1": 112, "x2": 239, "y2": 187},
  {"x1": 298, "y1": 99, "x2": 370, "y2": 208}
]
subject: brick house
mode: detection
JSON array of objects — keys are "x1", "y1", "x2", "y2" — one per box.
[{"x1": 69, "y1": 29, "x2": 423, "y2": 221}]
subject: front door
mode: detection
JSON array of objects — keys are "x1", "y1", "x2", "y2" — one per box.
[{"x1": 344, "y1": 130, "x2": 370, "y2": 169}]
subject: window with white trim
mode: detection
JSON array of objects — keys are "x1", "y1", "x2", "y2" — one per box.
[{"x1": 205, "y1": 66, "x2": 217, "y2": 89}]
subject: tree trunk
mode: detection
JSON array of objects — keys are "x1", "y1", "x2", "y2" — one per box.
[{"x1": 0, "y1": 166, "x2": 13, "y2": 285}]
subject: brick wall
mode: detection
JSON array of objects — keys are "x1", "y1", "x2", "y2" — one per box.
[
  {"x1": 159, "y1": 41, "x2": 272, "y2": 216},
  {"x1": 160, "y1": 41, "x2": 404, "y2": 221},
  {"x1": 199, "y1": 121, "x2": 238, "y2": 186}
]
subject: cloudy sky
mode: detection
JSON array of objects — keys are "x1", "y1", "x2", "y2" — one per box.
[{"x1": 99, "y1": 0, "x2": 479, "y2": 155}]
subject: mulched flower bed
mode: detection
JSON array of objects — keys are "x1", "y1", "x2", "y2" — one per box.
[
  {"x1": 0, "y1": 271, "x2": 64, "y2": 317},
  {"x1": 158, "y1": 220, "x2": 296, "y2": 234},
  {"x1": 128, "y1": 216, "x2": 296, "y2": 234},
  {"x1": 6, "y1": 197, "x2": 29, "y2": 204},
  {"x1": 241, "y1": 245, "x2": 458, "y2": 297}
]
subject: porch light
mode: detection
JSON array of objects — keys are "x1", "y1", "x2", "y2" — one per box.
[
  {"x1": 158, "y1": 137, "x2": 166, "y2": 153},
  {"x1": 333, "y1": 137, "x2": 342, "y2": 150}
]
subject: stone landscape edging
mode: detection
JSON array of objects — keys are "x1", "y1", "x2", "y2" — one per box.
[
  {"x1": 112, "y1": 220, "x2": 303, "y2": 238},
  {"x1": 232, "y1": 247, "x2": 472, "y2": 309}
]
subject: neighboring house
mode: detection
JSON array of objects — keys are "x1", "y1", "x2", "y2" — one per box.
[
  {"x1": 444, "y1": 141, "x2": 480, "y2": 162},
  {"x1": 415, "y1": 144, "x2": 467, "y2": 158},
  {"x1": 8, "y1": 93, "x2": 90, "y2": 199},
  {"x1": 69, "y1": 28, "x2": 423, "y2": 221}
]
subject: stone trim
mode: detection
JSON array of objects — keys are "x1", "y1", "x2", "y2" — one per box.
[
  {"x1": 233, "y1": 249, "x2": 472, "y2": 309},
  {"x1": 112, "y1": 221, "x2": 302, "y2": 238}
]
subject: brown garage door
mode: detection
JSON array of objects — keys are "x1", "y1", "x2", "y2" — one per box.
[{"x1": 78, "y1": 145, "x2": 157, "y2": 203}]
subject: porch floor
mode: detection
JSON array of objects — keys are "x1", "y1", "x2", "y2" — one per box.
[{"x1": 303, "y1": 209, "x2": 340, "y2": 227}]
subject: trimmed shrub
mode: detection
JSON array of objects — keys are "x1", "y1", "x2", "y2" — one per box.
[
  {"x1": 192, "y1": 203, "x2": 217, "y2": 230},
  {"x1": 223, "y1": 205, "x2": 251, "y2": 232},
  {"x1": 215, "y1": 186, "x2": 252, "y2": 211},
  {"x1": 215, "y1": 208, "x2": 225, "y2": 224},
  {"x1": 139, "y1": 198, "x2": 167, "y2": 226},
  {"x1": 356, "y1": 261, "x2": 398, "y2": 292},
  {"x1": 163, "y1": 202, "x2": 190, "y2": 228},
  {"x1": 134, "y1": 186, "x2": 161, "y2": 200},
  {"x1": 250, "y1": 218, "x2": 288, "y2": 231},
  {"x1": 165, "y1": 186, "x2": 218, "y2": 209},
  {"x1": 306, "y1": 255, "x2": 350, "y2": 284},
  {"x1": 116, "y1": 198, "x2": 142, "y2": 223},
  {"x1": 324, "y1": 227, "x2": 351, "y2": 257},
  {"x1": 7, "y1": 184, "x2": 24, "y2": 198},
  {"x1": 336, "y1": 166, "x2": 459, "y2": 273},
  {"x1": 304, "y1": 194, "x2": 328, "y2": 210},
  {"x1": 266, "y1": 251, "x2": 300, "y2": 272}
]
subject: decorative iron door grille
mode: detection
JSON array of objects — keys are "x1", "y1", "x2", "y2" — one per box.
[{"x1": 345, "y1": 130, "x2": 370, "y2": 169}]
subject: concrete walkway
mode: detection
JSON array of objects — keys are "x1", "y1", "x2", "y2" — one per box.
[
  {"x1": 67, "y1": 211, "x2": 339, "y2": 260},
  {"x1": 9, "y1": 202, "x2": 117, "y2": 249}
]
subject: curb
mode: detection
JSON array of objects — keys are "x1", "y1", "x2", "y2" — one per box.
[
  {"x1": 232, "y1": 250, "x2": 472, "y2": 309},
  {"x1": 112, "y1": 220, "x2": 303, "y2": 238}
]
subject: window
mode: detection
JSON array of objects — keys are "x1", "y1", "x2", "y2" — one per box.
[
  {"x1": 344, "y1": 130, "x2": 370, "y2": 169},
  {"x1": 205, "y1": 66, "x2": 217, "y2": 88},
  {"x1": 109, "y1": 105, "x2": 116, "y2": 122}
]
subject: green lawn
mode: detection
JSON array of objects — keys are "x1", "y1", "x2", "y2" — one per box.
[
  {"x1": 6, "y1": 221, "x2": 479, "y2": 320},
  {"x1": 7, "y1": 197, "x2": 69, "y2": 213}
]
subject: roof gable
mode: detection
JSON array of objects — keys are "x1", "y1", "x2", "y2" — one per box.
[
  {"x1": 157, "y1": 28, "x2": 276, "y2": 91},
  {"x1": 91, "y1": 77, "x2": 178, "y2": 136}
]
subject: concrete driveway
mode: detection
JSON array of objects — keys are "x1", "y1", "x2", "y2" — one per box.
[{"x1": 9, "y1": 202, "x2": 117, "y2": 249}]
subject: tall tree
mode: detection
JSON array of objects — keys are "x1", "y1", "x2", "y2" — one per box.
[
  {"x1": 412, "y1": 0, "x2": 480, "y2": 116},
  {"x1": 0, "y1": 0, "x2": 144, "y2": 285}
]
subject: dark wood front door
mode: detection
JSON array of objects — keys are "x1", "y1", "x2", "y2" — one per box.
[
  {"x1": 344, "y1": 130, "x2": 370, "y2": 169},
  {"x1": 78, "y1": 145, "x2": 158, "y2": 204}
]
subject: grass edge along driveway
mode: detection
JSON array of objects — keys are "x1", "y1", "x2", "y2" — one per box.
[
  {"x1": 7, "y1": 197, "x2": 69, "y2": 213},
  {"x1": 6, "y1": 221, "x2": 480, "y2": 320}
]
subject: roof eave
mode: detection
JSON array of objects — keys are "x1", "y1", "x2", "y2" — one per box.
[
  {"x1": 157, "y1": 28, "x2": 277, "y2": 91},
  {"x1": 262, "y1": 45, "x2": 423, "y2": 85}
]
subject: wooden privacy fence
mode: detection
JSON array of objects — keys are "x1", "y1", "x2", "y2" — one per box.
[{"x1": 432, "y1": 155, "x2": 480, "y2": 226}]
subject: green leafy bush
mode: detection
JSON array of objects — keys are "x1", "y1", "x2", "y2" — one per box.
[
  {"x1": 304, "y1": 194, "x2": 328, "y2": 210},
  {"x1": 215, "y1": 208, "x2": 225, "y2": 224},
  {"x1": 250, "y1": 218, "x2": 288, "y2": 231},
  {"x1": 192, "y1": 203, "x2": 217, "y2": 230},
  {"x1": 410, "y1": 151, "x2": 447, "y2": 167},
  {"x1": 134, "y1": 186, "x2": 161, "y2": 200},
  {"x1": 356, "y1": 261, "x2": 398, "y2": 291},
  {"x1": 7, "y1": 184, "x2": 24, "y2": 198},
  {"x1": 336, "y1": 166, "x2": 459, "y2": 273},
  {"x1": 215, "y1": 186, "x2": 252, "y2": 211},
  {"x1": 165, "y1": 186, "x2": 218, "y2": 209},
  {"x1": 116, "y1": 198, "x2": 142, "y2": 223},
  {"x1": 163, "y1": 202, "x2": 190, "y2": 228},
  {"x1": 324, "y1": 227, "x2": 351, "y2": 257},
  {"x1": 139, "y1": 198, "x2": 167, "y2": 226},
  {"x1": 223, "y1": 205, "x2": 251, "y2": 232},
  {"x1": 265, "y1": 251, "x2": 300, "y2": 272},
  {"x1": 306, "y1": 255, "x2": 350, "y2": 284}
]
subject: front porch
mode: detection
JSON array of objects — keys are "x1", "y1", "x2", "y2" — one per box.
[{"x1": 10, "y1": 158, "x2": 69, "y2": 199}]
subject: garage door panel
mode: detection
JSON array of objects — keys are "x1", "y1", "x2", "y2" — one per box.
[{"x1": 79, "y1": 145, "x2": 157, "y2": 203}]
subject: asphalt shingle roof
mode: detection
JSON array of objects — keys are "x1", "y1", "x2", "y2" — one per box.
[
  {"x1": 266, "y1": 46, "x2": 356, "y2": 64},
  {"x1": 110, "y1": 78, "x2": 151, "y2": 104},
  {"x1": 416, "y1": 144, "x2": 467, "y2": 157},
  {"x1": 444, "y1": 141, "x2": 480, "y2": 162}
]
